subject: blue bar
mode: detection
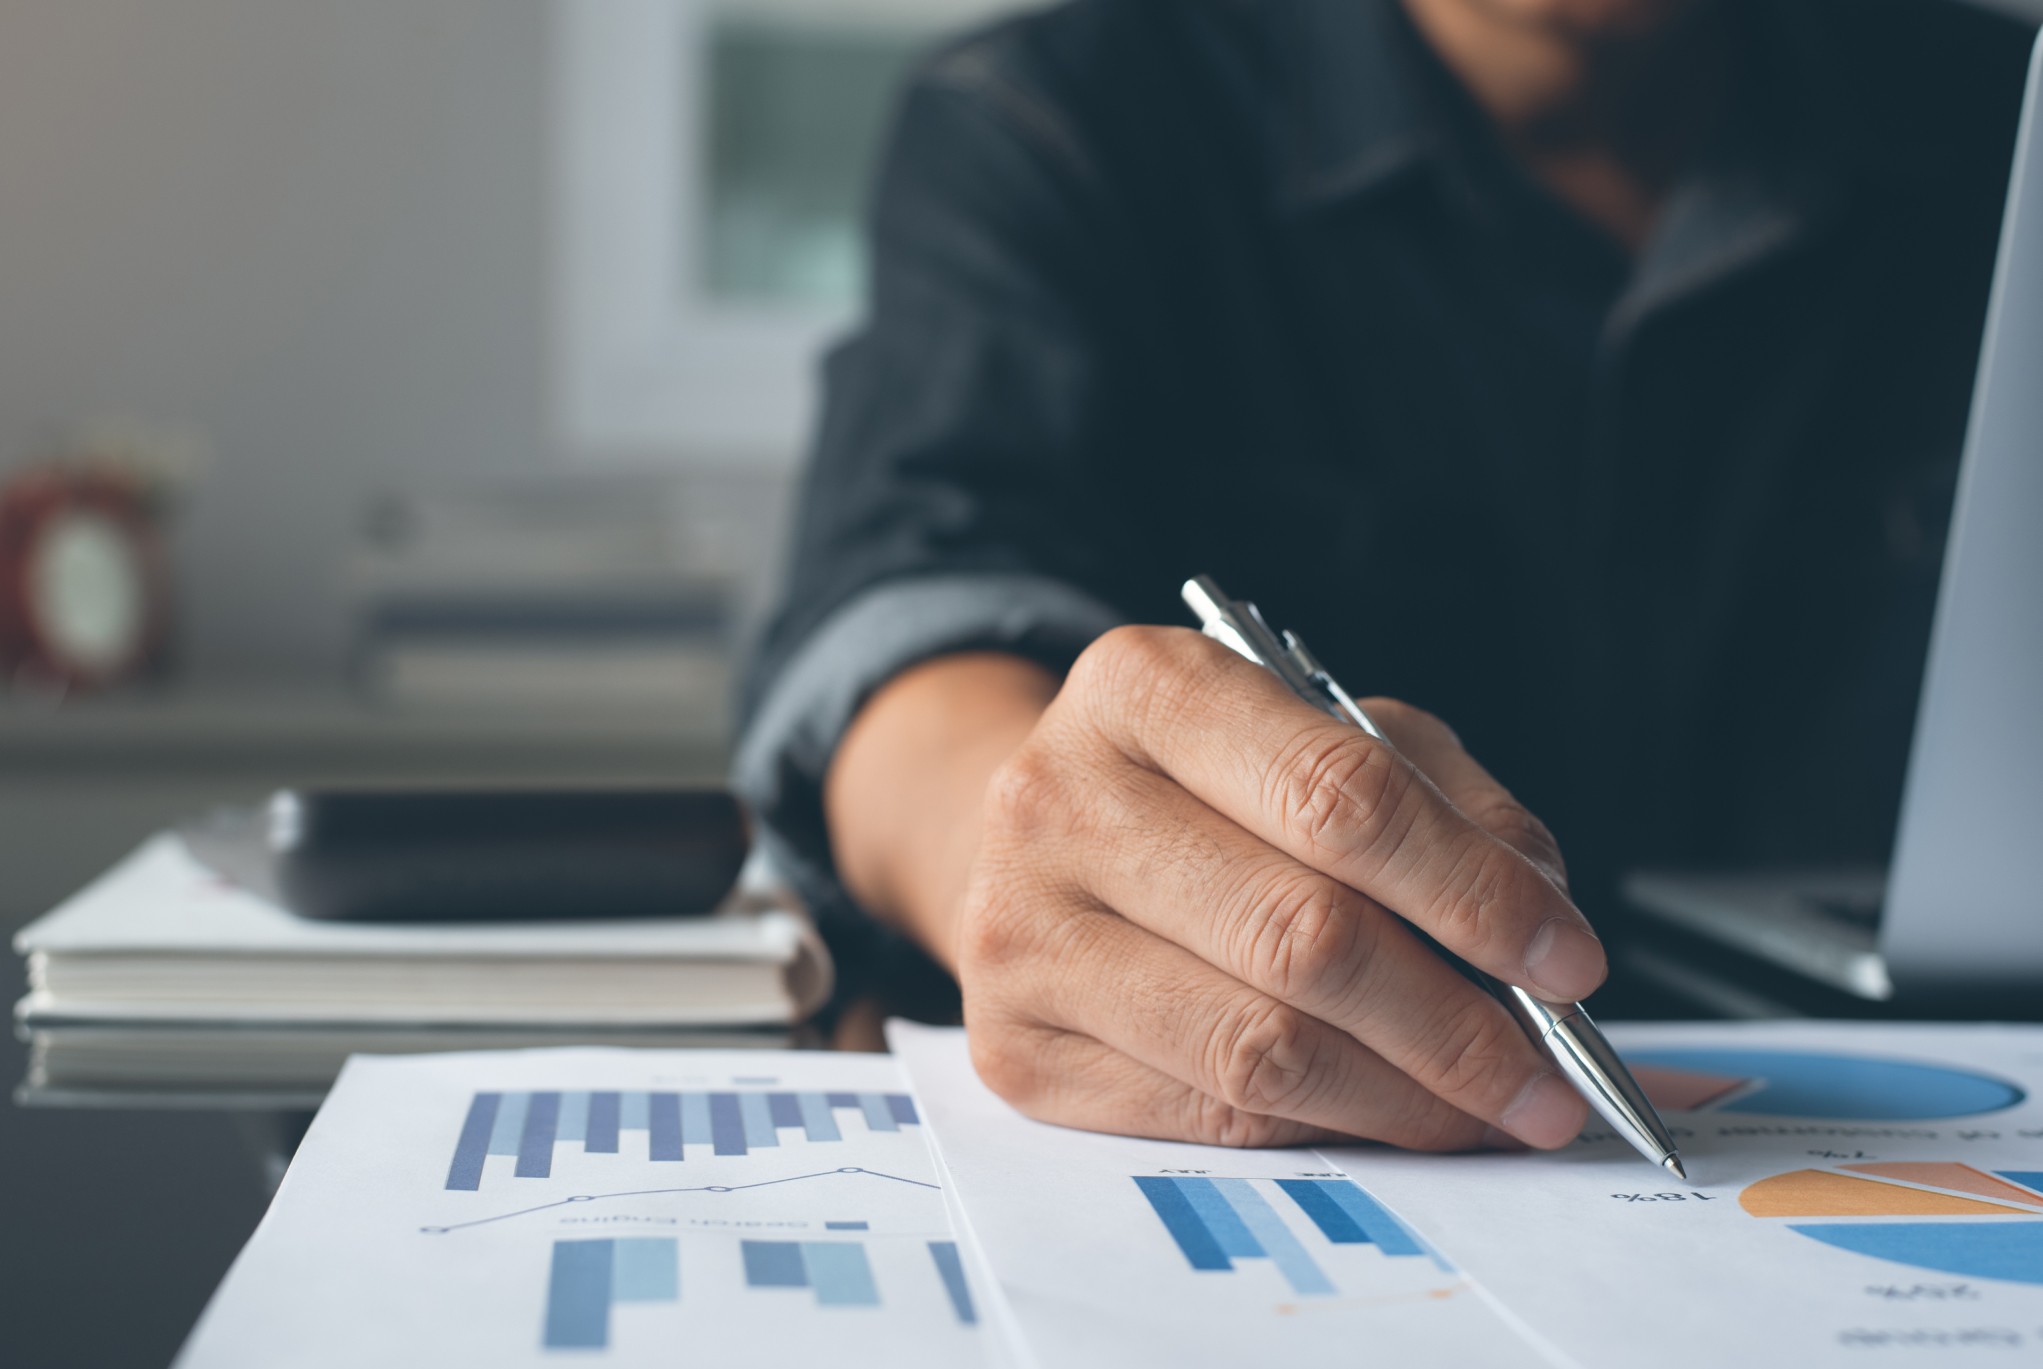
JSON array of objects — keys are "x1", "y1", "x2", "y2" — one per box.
[
  {"x1": 929, "y1": 1242, "x2": 977, "y2": 1325},
  {"x1": 859, "y1": 1093, "x2": 900, "y2": 1133},
  {"x1": 797, "y1": 1092, "x2": 841, "y2": 1142},
  {"x1": 710, "y1": 1093, "x2": 747, "y2": 1156},
  {"x1": 739, "y1": 1092, "x2": 779, "y2": 1148},
  {"x1": 2000, "y1": 1172, "x2": 2043, "y2": 1195},
  {"x1": 488, "y1": 1090, "x2": 530, "y2": 1156},
  {"x1": 1177, "y1": 1178, "x2": 1263, "y2": 1258},
  {"x1": 1134, "y1": 1176, "x2": 1231, "y2": 1270},
  {"x1": 1213, "y1": 1179, "x2": 1335, "y2": 1297},
  {"x1": 803, "y1": 1242, "x2": 880, "y2": 1307},
  {"x1": 619, "y1": 1090, "x2": 649, "y2": 1131},
  {"x1": 516, "y1": 1092, "x2": 561, "y2": 1178},
  {"x1": 648, "y1": 1093, "x2": 683, "y2": 1161},
  {"x1": 445, "y1": 1092, "x2": 499, "y2": 1191},
  {"x1": 768, "y1": 1093, "x2": 802, "y2": 1128},
  {"x1": 612, "y1": 1237, "x2": 679, "y2": 1303},
  {"x1": 544, "y1": 1239, "x2": 614, "y2": 1350},
  {"x1": 585, "y1": 1092, "x2": 621, "y2": 1154},
  {"x1": 887, "y1": 1094, "x2": 920, "y2": 1125},
  {"x1": 682, "y1": 1092, "x2": 712, "y2": 1149},
  {"x1": 826, "y1": 1092, "x2": 858, "y2": 1108},
  {"x1": 742, "y1": 1240, "x2": 808, "y2": 1288},
  {"x1": 825, "y1": 1221, "x2": 868, "y2": 1230},
  {"x1": 1320, "y1": 1181, "x2": 1424, "y2": 1257},
  {"x1": 1276, "y1": 1180, "x2": 1370, "y2": 1244},
  {"x1": 557, "y1": 1091, "x2": 590, "y2": 1144}
]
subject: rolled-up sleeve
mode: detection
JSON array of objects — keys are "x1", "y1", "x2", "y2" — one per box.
[{"x1": 733, "y1": 33, "x2": 1144, "y2": 926}]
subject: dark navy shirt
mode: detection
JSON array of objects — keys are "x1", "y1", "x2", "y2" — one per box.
[{"x1": 737, "y1": 0, "x2": 2034, "y2": 967}]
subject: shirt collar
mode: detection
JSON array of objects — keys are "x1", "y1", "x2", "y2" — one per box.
[
  {"x1": 1266, "y1": 0, "x2": 1445, "y2": 212},
  {"x1": 1265, "y1": 0, "x2": 1905, "y2": 218}
]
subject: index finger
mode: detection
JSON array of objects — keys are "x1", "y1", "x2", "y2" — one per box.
[{"x1": 1067, "y1": 626, "x2": 1607, "y2": 1002}]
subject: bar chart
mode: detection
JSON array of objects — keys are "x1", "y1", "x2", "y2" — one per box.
[
  {"x1": 446, "y1": 1089, "x2": 921, "y2": 1190},
  {"x1": 542, "y1": 1235, "x2": 979, "y2": 1351},
  {"x1": 544, "y1": 1238, "x2": 680, "y2": 1350},
  {"x1": 1135, "y1": 1176, "x2": 1434, "y2": 1297},
  {"x1": 736, "y1": 1237, "x2": 976, "y2": 1324}
]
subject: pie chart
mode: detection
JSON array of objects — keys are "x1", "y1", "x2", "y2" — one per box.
[
  {"x1": 1623, "y1": 1049, "x2": 2024, "y2": 1121},
  {"x1": 1741, "y1": 1164, "x2": 2043, "y2": 1286}
]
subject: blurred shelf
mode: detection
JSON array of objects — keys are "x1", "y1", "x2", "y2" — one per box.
[{"x1": 0, "y1": 683, "x2": 731, "y2": 778}]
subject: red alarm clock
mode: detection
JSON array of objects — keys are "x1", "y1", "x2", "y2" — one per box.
[{"x1": 0, "y1": 464, "x2": 171, "y2": 692}]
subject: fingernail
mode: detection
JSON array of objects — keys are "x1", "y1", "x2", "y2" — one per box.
[
  {"x1": 1524, "y1": 917, "x2": 1606, "y2": 1001},
  {"x1": 1501, "y1": 1072, "x2": 1587, "y2": 1149}
]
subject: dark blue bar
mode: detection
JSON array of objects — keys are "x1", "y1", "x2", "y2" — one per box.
[
  {"x1": 585, "y1": 1092, "x2": 621, "y2": 1154},
  {"x1": 516, "y1": 1092, "x2": 561, "y2": 1178},
  {"x1": 649, "y1": 1093, "x2": 683, "y2": 1160},
  {"x1": 544, "y1": 1239, "x2": 614, "y2": 1350},
  {"x1": 1321, "y1": 1181, "x2": 1425, "y2": 1257},
  {"x1": 824, "y1": 1221, "x2": 868, "y2": 1230},
  {"x1": 887, "y1": 1094, "x2": 920, "y2": 1125},
  {"x1": 445, "y1": 1092, "x2": 500, "y2": 1191},
  {"x1": 768, "y1": 1093, "x2": 802, "y2": 1128},
  {"x1": 1276, "y1": 1180, "x2": 1371, "y2": 1244},
  {"x1": 710, "y1": 1093, "x2": 747, "y2": 1156},
  {"x1": 825, "y1": 1092, "x2": 858, "y2": 1107},
  {"x1": 742, "y1": 1240, "x2": 808, "y2": 1288},
  {"x1": 929, "y1": 1241, "x2": 978, "y2": 1325},
  {"x1": 1134, "y1": 1176, "x2": 1231, "y2": 1270}
]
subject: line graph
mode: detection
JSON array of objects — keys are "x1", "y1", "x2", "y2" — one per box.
[{"x1": 422, "y1": 1166, "x2": 940, "y2": 1234}]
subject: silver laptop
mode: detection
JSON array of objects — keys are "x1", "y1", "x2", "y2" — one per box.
[{"x1": 1625, "y1": 29, "x2": 2043, "y2": 1004}]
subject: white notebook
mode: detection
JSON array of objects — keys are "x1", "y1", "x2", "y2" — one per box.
[{"x1": 14, "y1": 834, "x2": 831, "y2": 1028}]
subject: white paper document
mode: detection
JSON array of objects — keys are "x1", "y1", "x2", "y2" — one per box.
[
  {"x1": 887, "y1": 1021, "x2": 1548, "y2": 1369},
  {"x1": 178, "y1": 1049, "x2": 994, "y2": 1367},
  {"x1": 1321, "y1": 1022, "x2": 2043, "y2": 1368}
]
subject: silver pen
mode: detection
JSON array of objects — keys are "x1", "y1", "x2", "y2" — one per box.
[{"x1": 1182, "y1": 574, "x2": 1687, "y2": 1178}]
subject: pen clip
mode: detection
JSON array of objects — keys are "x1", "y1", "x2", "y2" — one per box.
[{"x1": 1183, "y1": 575, "x2": 1385, "y2": 740}]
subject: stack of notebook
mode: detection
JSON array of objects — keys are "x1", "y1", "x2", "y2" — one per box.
[{"x1": 12, "y1": 834, "x2": 830, "y2": 1104}]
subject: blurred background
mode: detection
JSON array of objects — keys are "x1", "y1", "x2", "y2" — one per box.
[{"x1": 3, "y1": 1, "x2": 2042, "y2": 1364}]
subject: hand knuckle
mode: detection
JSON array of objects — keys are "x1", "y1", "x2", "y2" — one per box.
[
  {"x1": 1466, "y1": 794, "x2": 1560, "y2": 861},
  {"x1": 1185, "y1": 1091, "x2": 1297, "y2": 1149},
  {"x1": 1430, "y1": 847, "x2": 1546, "y2": 955},
  {"x1": 1210, "y1": 999, "x2": 1320, "y2": 1116},
  {"x1": 1417, "y1": 997, "x2": 1525, "y2": 1111},
  {"x1": 1268, "y1": 732, "x2": 1407, "y2": 862},
  {"x1": 982, "y1": 745, "x2": 1062, "y2": 837},
  {"x1": 1070, "y1": 624, "x2": 1176, "y2": 703},
  {"x1": 1245, "y1": 871, "x2": 1365, "y2": 1004},
  {"x1": 966, "y1": 1029, "x2": 1043, "y2": 1111},
  {"x1": 954, "y1": 885, "x2": 1013, "y2": 976}
]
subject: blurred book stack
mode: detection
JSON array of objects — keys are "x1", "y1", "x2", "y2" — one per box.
[
  {"x1": 12, "y1": 833, "x2": 830, "y2": 1107},
  {"x1": 350, "y1": 476, "x2": 735, "y2": 720}
]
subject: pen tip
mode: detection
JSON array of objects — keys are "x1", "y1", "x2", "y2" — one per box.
[{"x1": 1662, "y1": 1155, "x2": 1688, "y2": 1181}]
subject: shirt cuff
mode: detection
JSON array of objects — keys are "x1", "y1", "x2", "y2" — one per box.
[{"x1": 733, "y1": 572, "x2": 1125, "y2": 918}]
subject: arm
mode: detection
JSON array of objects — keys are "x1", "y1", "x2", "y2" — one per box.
[{"x1": 825, "y1": 653, "x2": 1057, "y2": 971}]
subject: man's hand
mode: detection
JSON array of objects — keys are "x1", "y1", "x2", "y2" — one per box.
[
  {"x1": 955, "y1": 626, "x2": 1603, "y2": 1150},
  {"x1": 825, "y1": 629, "x2": 1603, "y2": 1151}
]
